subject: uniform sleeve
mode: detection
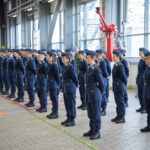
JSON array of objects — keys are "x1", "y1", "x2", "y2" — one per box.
[
  {"x1": 122, "y1": 59, "x2": 129, "y2": 78},
  {"x1": 106, "y1": 59, "x2": 111, "y2": 76},
  {"x1": 83, "y1": 61, "x2": 88, "y2": 73},
  {"x1": 101, "y1": 61, "x2": 109, "y2": 78},
  {"x1": 95, "y1": 68, "x2": 104, "y2": 93},
  {"x1": 119, "y1": 65, "x2": 127, "y2": 85},
  {"x1": 52, "y1": 64, "x2": 60, "y2": 85},
  {"x1": 30, "y1": 60, "x2": 36, "y2": 74},
  {"x1": 69, "y1": 65, "x2": 78, "y2": 87},
  {"x1": 19, "y1": 59, "x2": 25, "y2": 73}
]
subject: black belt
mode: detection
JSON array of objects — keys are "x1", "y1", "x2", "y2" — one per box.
[
  {"x1": 86, "y1": 83, "x2": 97, "y2": 88},
  {"x1": 144, "y1": 82, "x2": 150, "y2": 86},
  {"x1": 63, "y1": 79, "x2": 72, "y2": 83},
  {"x1": 48, "y1": 76, "x2": 55, "y2": 79},
  {"x1": 113, "y1": 79, "x2": 121, "y2": 82}
]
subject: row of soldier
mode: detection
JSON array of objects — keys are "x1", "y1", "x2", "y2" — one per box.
[{"x1": 0, "y1": 47, "x2": 149, "y2": 140}]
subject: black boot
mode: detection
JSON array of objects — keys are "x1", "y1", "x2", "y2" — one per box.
[
  {"x1": 2, "y1": 90, "x2": 9, "y2": 95},
  {"x1": 115, "y1": 116, "x2": 125, "y2": 124},
  {"x1": 38, "y1": 105, "x2": 47, "y2": 113},
  {"x1": 47, "y1": 111, "x2": 59, "y2": 119},
  {"x1": 111, "y1": 115, "x2": 119, "y2": 122},
  {"x1": 140, "y1": 125, "x2": 150, "y2": 132},
  {"x1": 78, "y1": 104, "x2": 83, "y2": 109},
  {"x1": 101, "y1": 109, "x2": 106, "y2": 116},
  {"x1": 83, "y1": 129, "x2": 94, "y2": 137},
  {"x1": 25, "y1": 102, "x2": 35, "y2": 107},
  {"x1": 14, "y1": 97, "x2": 19, "y2": 101},
  {"x1": 136, "y1": 107, "x2": 142, "y2": 112},
  {"x1": 36, "y1": 106, "x2": 43, "y2": 112},
  {"x1": 17, "y1": 97, "x2": 24, "y2": 102},
  {"x1": 61, "y1": 117, "x2": 70, "y2": 125},
  {"x1": 90, "y1": 130, "x2": 101, "y2": 140},
  {"x1": 65, "y1": 118, "x2": 75, "y2": 127},
  {"x1": 140, "y1": 107, "x2": 147, "y2": 113},
  {"x1": 7, "y1": 92, "x2": 15, "y2": 99}
]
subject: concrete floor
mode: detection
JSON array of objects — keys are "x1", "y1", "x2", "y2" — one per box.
[{"x1": 0, "y1": 89, "x2": 150, "y2": 150}]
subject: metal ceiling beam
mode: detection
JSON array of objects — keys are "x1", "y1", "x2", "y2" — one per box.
[{"x1": 45, "y1": 0, "x2": 62, "y2": 49}]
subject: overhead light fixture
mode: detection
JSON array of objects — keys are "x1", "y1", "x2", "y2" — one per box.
[
  {"x1": 12, "y1": 14, "x2": 17, "y2": 18},
  {"x1": 48, "y1": 0, "x2": 55, "y2": 3},
  {"x1": 27, "y1": 8, "x2": 33, "y2": 12}
]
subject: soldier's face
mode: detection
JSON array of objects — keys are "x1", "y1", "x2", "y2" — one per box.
[
  {"x1": 62, "y1": 56, "x2": 69, "y2": 64},
  {"x1": 78, "y1": 54, "x2": 84, "y2": 60},
  {"x1": 37, "y1": 54, "x2": 44, "y2": 62},
  {"x1": 113, "y1": 54, "x2": 119, "y2": 62},
  {"x1": 97, "y1": 53, "x2": 103, "y2": 59},
  {"x1": 7, "y1": 52, "x2": 11, "y2": 57},
  {"x1": 145, "y1": 57, "x2": 150, "y2": 65},
  {"x1": 46, "y1": 55, "x2": 52, "y2": 62},
  {"x1": 86, "y1": 55, "x2": 94, "y2": 65},
  {"x1": 139, "y1": 51, "x2": 144, "y2": 57},
  {"x1": 57, "y1": 52, "x2": 61, "y2": 57}
]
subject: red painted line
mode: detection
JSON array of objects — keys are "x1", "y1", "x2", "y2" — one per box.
[{"x1": 0, "y1": 94, "x2": 31, "y2": 111}]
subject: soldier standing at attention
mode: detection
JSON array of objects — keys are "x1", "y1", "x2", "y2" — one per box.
[
  {"x1": 1, "y1": 50, "x2": 10, "y2": 95},
  {"x1": 7, "y1": 49, "x2": 16, "y2": 99},
  {"x1": 0, "y1": 50, "x2": 4, "y2": 94},
  {"x1": 136, "y1": 48, "x2": 148, "y2": 113},
  {"x1": 83, "y1": 51, "x2": 104, "y2": 140},
  {"x1": 36, "y1": 51, "x2": 48, "y2": 113},
  {"x1": 46, "y1": 51, "x2": 60, "y2": 119},
  {"x1": 119, "y1": 49, "x2": 129, "y2": 107},
  {"x1": 77, "y1": 50, "x2": 88, "y2": 110},
  {"x1": 96, "y1": 49, "x2": 109, "y2": 116},
  {"x1": 61, "y1": 52, "x2": 78, "y2": 127},
  {"x1": 111, "y1": 50, "x2": 127, "y2": 123},
  {"x1": 14, "y1": 49, "x2": 25, "y2": 102},
  {"x1": 24, "y1": 49, "x2": 36, "y2": 107},
  {"x1": 140, "y1": 52, "x2": 150, "y2": 132}
]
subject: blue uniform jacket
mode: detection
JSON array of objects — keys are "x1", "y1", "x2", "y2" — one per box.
[
  {"x1": 78, "y1": 60, "x2": 88, "y2": 84},
  {"x1": 25, "y1": 57, "x2": 36, "y2": 75},
  {"x1": 62, "y1": 64, "x2": 78, "y2": 93},
  {"x1": 104, "y1": 58, "x2": 111, "y2": 76},
  {"x1": 47, "y1": 62, "x2": 60, "y2": 89},
  {"x1": 112, "y1": 61, "x2": 127, "y2": 92},
  {"x1": 121, "y1": 58, "x2": 129, "y2": 78},
  {"x1": 86, "y1": 64, "x2": 104, "y2": 93},
  {"x1": 144, "y1": 66, "x2": 150, "y2": 100},
  {"x1": 37, "y1": 61, "x2": 47, "y2": 79},
  {"x1": 136, "y1": 59, "x2": 147, "y2": 85},
  {"x1": 15, "y1": 57, "x2": 24, "y2": 74},
  {"x1": 99, "y1": 58, "x2": 109, "y2": 78}
]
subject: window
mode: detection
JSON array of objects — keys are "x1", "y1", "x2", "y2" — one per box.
[
  {"x1": 16, "y1": 24, "x2": 21, "y2": 48},
  {"x1": 51, "y1": 11, "x2": 64, "y2": 50},
  {"x1": 79, "y1": 0, "x2": 102, "y2": 50}
]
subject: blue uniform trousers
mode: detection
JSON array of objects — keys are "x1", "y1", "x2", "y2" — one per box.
[
  {"x1": 101, "y1": 77, "x2": 107, "y2": 110},
  {"x1": 138, "y1": 84, "x2": 145, "y2": 107},
  {"x1": 49, "y1": 88, "x2": 59, "y2": 112},
  {"x1": 16, "y1": 71, "x2": 24, "y2": 98},
  {"x1": 26, "y1": 74, "x2": 36, "y2": 103},
  {"x1": 37, "y1": 77, "x2": 47, "y2": 106},
  {"x1": 87, "y1": 87, "x2": 102, "y2": 131},
  {"x1": 79, "y1": 84, "x2": 86, "y2": 105},
  {"x1": 3, "y1": 69, "x2": 10, "y2": 91},
  {"x1": 63, "y1": 91, "x2": 76, "y2": 119},
  {"x1": 8, "y1": 71, "x2": 16, "y2": 93}
]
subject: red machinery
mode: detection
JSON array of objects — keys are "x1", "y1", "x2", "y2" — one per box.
[{"x1": 96, "y1": 7, "x2": 119, "y2": 61}]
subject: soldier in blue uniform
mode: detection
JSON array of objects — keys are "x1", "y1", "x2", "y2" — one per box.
[
  {"x1": 61, "y1": 52, "x2": 78, "y2": 127},
  {"x1": 7, "y1": 50, "x2": 16, "y2": 98},
  {"x1": 77, "y1": 50, "x2": 88, "y2": 110},
  {"x1": 65, "y1": 48, "x2": 77, "y2": 72},
  {"x1": 83, "y1": 51, "x2": 104, "y2": 140},
  {"x1": 111, "y1": 50, "x2": 127, "y2": 123},
  {"x1": 136, "y1": 48, "x2": 148, "y2": 113},
  {"x1": 14, "y1": 49, "x2": 25, "y2": 102},
  {"x1": 140, "y1": 52, "x2": 150, "y2": 132},
  {"x1": 119, "y1": 49, "x2": 129, "y2": 107},
  {"x1": 24, "y1": 49, "x2": 36, "y2": 107},
  {"x1": 57, "y1": 50, "x2": 63, "y2": 92},
  {"x1": 0, "y1": 50, "x2": 4, "y2": 93},
  {"x1": 46, "y1": 51, "x2": 60, "y2": 119},
  {"x1": 103, "y1": 51, "x2": 111, "y2": 101},
  {"x1": 96, "y1": 49, "x2": 109, "y2": 116},
  {"x1": 36, "y1": 51, "x2": 48, "y2": 113},
  {"x1": 1, "y1": 50, "x2": 10, "y2": 95}
]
